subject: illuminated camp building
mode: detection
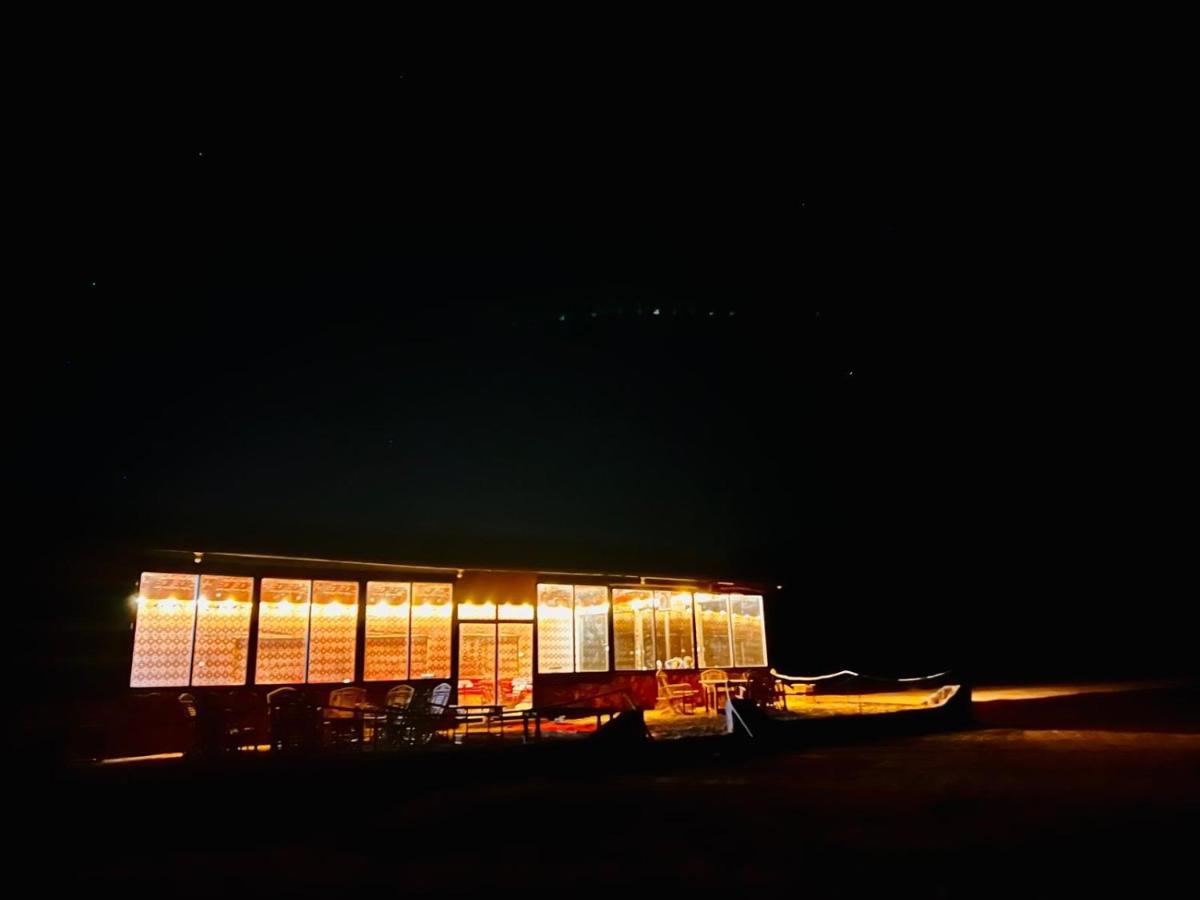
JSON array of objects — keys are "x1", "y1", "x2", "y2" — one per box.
[{"x1": 128, "y1": 550, "x2": 772, "y2": 710}]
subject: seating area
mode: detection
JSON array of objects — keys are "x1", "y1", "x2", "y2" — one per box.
[
  {"x1": 108, "y1": 669, "x2": 824, "y2": 762},
  {"x1": 653, "y1": 669, "x2": 793, "y2": 719}
]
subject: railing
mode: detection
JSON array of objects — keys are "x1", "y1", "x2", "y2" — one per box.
[{"x1": 495, "y1": 688, "x2": 641, "y2": 741}]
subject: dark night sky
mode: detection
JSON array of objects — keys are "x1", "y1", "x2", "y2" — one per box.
[{"x1": 12, "y1": 65, "x2": 1195, "y2": 686}]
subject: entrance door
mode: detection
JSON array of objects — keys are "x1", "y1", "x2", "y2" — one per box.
[{"x1": 457, "y1": 622, "x2": 533, "y2": 709}]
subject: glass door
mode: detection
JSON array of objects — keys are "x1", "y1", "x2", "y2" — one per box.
[
  {"x1": 457, "y1": 623, "x2": 497, "y2": 706},
  {"x1": 498, "y1": 623, "x2": 533, "y2": 709},
  {"x1": 457, "y1": 621, "x2": 533, "y2": 709}
]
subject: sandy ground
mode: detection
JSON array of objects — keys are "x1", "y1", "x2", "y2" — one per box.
[{"x1": 24, "y1": 680, "x2": 1200, "y2": 897}]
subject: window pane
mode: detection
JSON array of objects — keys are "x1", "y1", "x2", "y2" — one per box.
[
  {"x1": 537, "y1": 584, "x2": 574, "y2": 673},
  {"x1": 498, "y1": 622, "x2": 534, "y2": 709},
  {"x1": 457, "y1": 622, "x2": 496, "y2": 706},
  {"x1": 255, "y1": 579, "x2": 311, "y2": 684},
  {"x1": 731, "y1": 594, "x2": 767, "y2": 667},
  {"x1": 654, "y1": 591, "x2": 695, "y2": 669},
  {"x1": 695, "y1": 593, "x2": 733, "y2": 669},
  {"x1": 612, "y1": 589, "x2": 655, "y2": 670},
  {"x1": 457, "y1": 599, "x2": 496, "y2": 620},
  {"x1": 131, "y1": 572, "x2": 198, "y2": 688},
  {"x1": 410, "y1": 583, "x2": 453, "y2": 678},
  {"x1": 308, "y1": 581, "x2": 359, "y2": 683},
  {"x1": 364, "y1": 582, "x2": 410, "y2": 681},
  {"x1": 573, "y1": 586, "x2": 610, "y2": 673},
  {"x1": 498, "y1": 600, "x2": 534, "y2": 620},
  {"x1": 191, "y1": 575, "x2": 253, "y2": 686}
]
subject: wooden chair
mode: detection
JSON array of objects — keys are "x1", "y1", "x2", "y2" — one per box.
[
  {"x1": 377, "y1": 685, "x2": 416, "y2": 749},
  {"x1": 386, "y1": 684, "x2": 415, "y2": 709},
  {"x1": 323, "y1": 686, "x2": 367, "y2": 746},
  {"x1": 656, "y1": 670, "x2": 697, "y2": 715}
]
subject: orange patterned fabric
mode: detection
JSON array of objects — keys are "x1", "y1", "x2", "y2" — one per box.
[
  {"x1": 130, "y1": 572, "x2": 198, "y2": 688},
  {"x1": 364, "y1": 582, "x2": 410, "y2": 681},
  {"x1": 255, "y1": 578, "x2": 311, "y2": 685},
  {"x1": 191, "y1": 574, "x2": 253, "y2": 686},
  {"x1": 307, "y1": 581, "x2": 359, "y2": 683}
]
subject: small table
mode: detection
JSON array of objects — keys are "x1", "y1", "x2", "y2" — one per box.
[
  {"x1": 323, "y1": 703, "x2": 386, "y2": 745},
  {"x1": 450, "y1": 704, "x2": 504, "y2": 740},
  {"x1": 703, "y1": 679, "x2": 749, "y2": 715}
]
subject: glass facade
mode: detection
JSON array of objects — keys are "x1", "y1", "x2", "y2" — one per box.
[
  {"x1": 410, "y1": 582, "x2": 453, "y2": 679},
  {"x1": 573, "y1": 586, "x2": 610, "y2": 673},
  {"x1": 498, "y1": 622, "x2": 533, "y2": 709},
  {"x1": 653, "y1": 591, "x2": 695, "y2": 669},
  {"x1": 694, "y1": 592, "x2": 733, "y2": 669},
  {"x1": 130, "y1": 572, "x2": 198, "y2": 688},
  {"x1": 307, "y1": 580, "x2": 359, "y2": 683},
  {"x1": 458, "y1": 616, "x2": 534, "y2": 709},
  {"x1": 363, "y1": 581, "x2": 410, "y2": 681},
  {"x1": 730, "y1": 593, "x2": 768, "y2": 667},
  {"x1": 538, "y1": 584, "x2": 610, "y2": 674},
  {"x1": 191, "y1": 574, "x2": 253, "y2": 686},
  {"x1": 536, "y1": 584, "x2": 574, "y2": 673},
  {"x1": 129, "y1": 569, "x2": 768, "y2": 691},
  {"x1": 457, "y1": 622, "x2": 497, "y2": 706},
  {"x1": 613, "y1": 588, "x2": 656, "y2": 670},
  {"x1": 254, "y1": 578, "x2": 311, "y2": 685}
]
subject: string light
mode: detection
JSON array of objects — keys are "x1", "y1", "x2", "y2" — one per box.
[{"x1": 771, "y1": 668, "x2": 951, "y2": 683}]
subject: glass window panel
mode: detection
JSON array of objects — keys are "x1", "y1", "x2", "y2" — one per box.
[
  {"x1": 410, "y1": 582, "x2": 453, "y2": 679},
  {"x1": 654, "y1": 591, "x2": 695, "y2": 669},
  {"x1": 498, "y1": 600, "x2": 534, "y2": 620},
  {"x1": 457, "y1": 622, "x2": 496, "y2": 707},
  {"x1": 364, "y1": 582, "x2": 410, "y2": 681},
  {"x1": 307, "y1": 581, "x2": 359, "y2": 683},
  {"x1": 191, "y1": 575, "x2": 253, "y2": 686},
  {"x1": 695, "y1": 593, "x2": 733, "y2": 669},
  {"x1": 457, "y1": 599, "x2": 496, "y2": 620},
  {"x1": 573, "y1": 586, "x2": 610, "y2": 673},
  {"x1": 130, "y1": 572, "x2": 198, "y2": 688},
  {"x1": 255, "y1": 578, "x2": 311, "y2": 685},
  {"x1": 498, "y1": 623, "x2": 534, "y2": 709},
  {"x1": 730, "y1": 594, "x2": 768, "y2": 667},
  {"x1": 612, "y1": 589, "x2": 655, "y2": 670},
  {"x1": 537, "y1": 584, "x2": 574, "y2": 673}
]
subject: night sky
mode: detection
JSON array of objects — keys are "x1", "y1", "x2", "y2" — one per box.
[{"x1": 14, "y1": 68, "x2": 1194, "y2": 689}]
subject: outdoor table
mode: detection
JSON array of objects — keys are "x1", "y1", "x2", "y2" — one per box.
[
  {"x1": 324, "y1": 703, "x2": 385, "y2": 744},
  {"x1": 450, "y1": 704, "x2": 504, "y2": 740},
  {"x1": 704, "y1": 678, "x2": 749, "y2": 714}
]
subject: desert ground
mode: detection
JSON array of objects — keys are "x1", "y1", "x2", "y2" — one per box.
[{"x1": 31, "y1": 681, "x2": 1200, "y2": 897}]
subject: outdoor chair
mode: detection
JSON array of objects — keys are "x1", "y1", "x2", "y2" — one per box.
[
  {"x1": 323, "y1": 686, "x2": 368, "y2": 746},
  {"x1": 746, "y1": 670, "x2": 786, "y2": 710},
  {"x1": 377, "y1": 685, "x2": 417, "y2": 749},
  {"x1": 388, "y1": 681, "x2": 453, "y2": 748},
  {"x1": 656, "y1": 670, "x2": 697, "y2": 715},
  {"x1": 407, "y1": 682, "x2": 455, "y2": 746},
  {"x1": 267, "y1": 687, "x2": 319, "y2": 752},
  {"x1": 386, "y1": 684, "x2": 415, "y2": 709}
]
